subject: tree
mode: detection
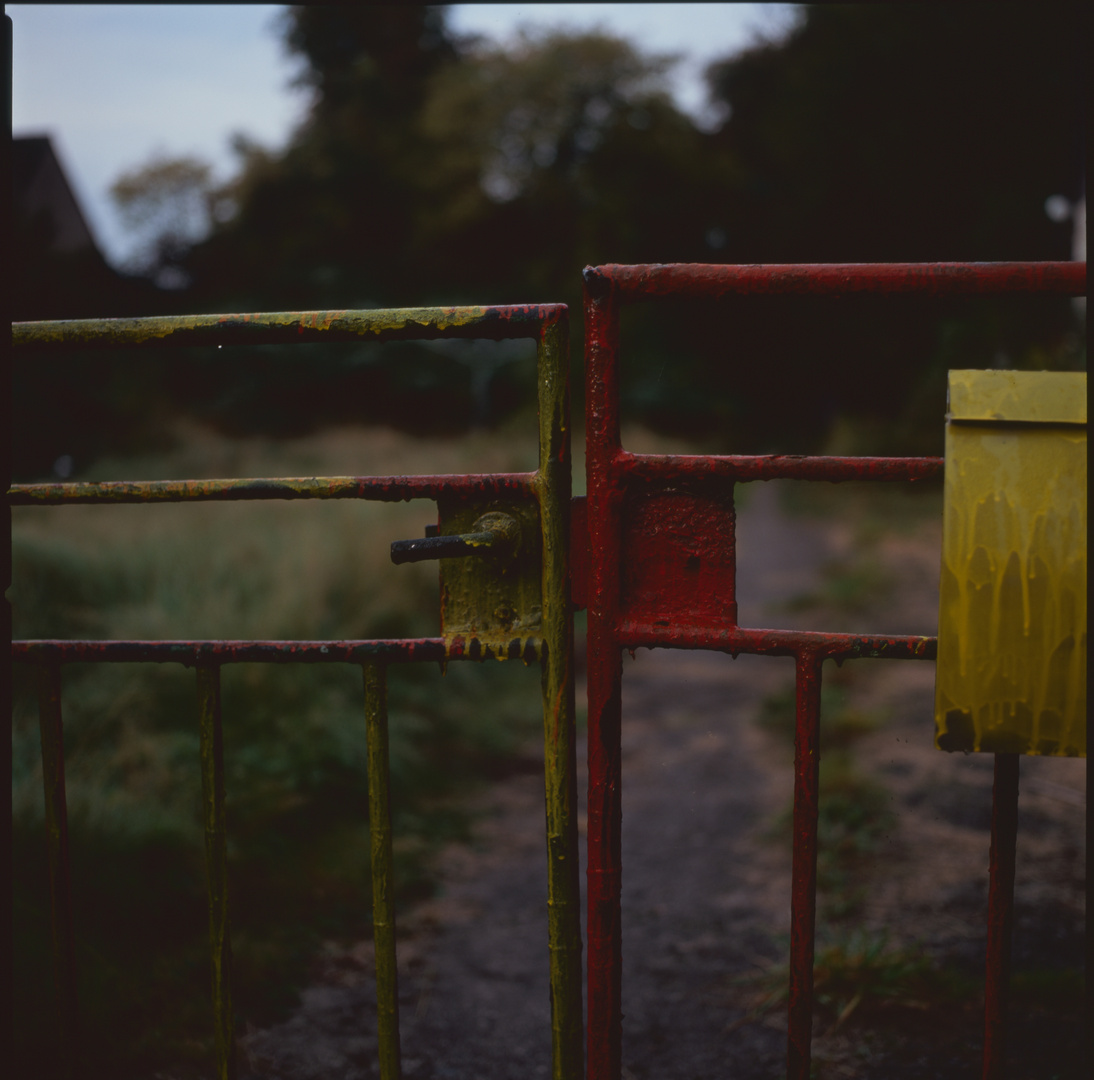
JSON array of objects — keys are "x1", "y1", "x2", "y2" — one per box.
[
  {"x1": 180, "y1": 5, "x2": 461, "y2": 311},
  {"x1": 703, "y1": 4, "x2": 1084, "y2": 264},
  {"x1": 667, "y1": 3, "x2": 1087, "y2": 452},
  {"x1": 110, "y1": 154, "x2": 224, "y2": 287},
  {"x1": 105, "y1": 4, "x2": 1084, "y2": 451}
]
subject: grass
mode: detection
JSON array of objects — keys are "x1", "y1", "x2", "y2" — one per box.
[
  {"x1": 764, "y1": 749, "x2": 897, "y2": 919},
  {"x1": 10, "y1": 418, "x2": 551, "y2": 1078},
  {"x1": 732, "y1": 928, "x2": 971, "y2": 1042},
  {"x1": 783, "y1": 556, "x2": 896, "y2": 616}
]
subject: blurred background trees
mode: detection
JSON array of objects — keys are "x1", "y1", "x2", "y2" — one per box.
[{"x1": 13, "y1": 3, "x2": 1086, "y2": 477}]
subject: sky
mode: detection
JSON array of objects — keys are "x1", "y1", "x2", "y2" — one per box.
[{"x1": 9, "y1": 4, "x2": 798, "y2": 267}]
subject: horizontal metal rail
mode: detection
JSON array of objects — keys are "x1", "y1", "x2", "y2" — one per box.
[
  {"x1": 620, "y1": 452, "x2": 943, "y2": 484},
  {"x1": 617, "y1": 624, "x2": 937, "y2": 661},
  {"x1": 582, "y1": 260, "x2": 1085, "y2": 299},
  {"x1": 12, "y1": 639, "x2": 448, "y2": 665},
  {"x1": 8, "y1": 473, "x2": 537, "y2": 506},
  {"x1": 12, "y1": 303, "x2": 566, "y2": 350},
  {"x1": 11, "y1": 638, "x2": 546, "y2": 666}
]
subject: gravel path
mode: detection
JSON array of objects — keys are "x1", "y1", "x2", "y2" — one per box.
[{"x1": 239, "y1": 481, "x2": 1086, "y2": 1079}]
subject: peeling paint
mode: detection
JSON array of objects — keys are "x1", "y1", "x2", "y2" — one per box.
[{"x1": 12, "y1": 304, "x2": 568, "y2": 350}]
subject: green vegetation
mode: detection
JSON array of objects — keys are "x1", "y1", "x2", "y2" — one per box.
[
  {"x1": 783, "y1": 556, "x2": 896, "y2": 617},
  {"x1": 811, "y1": 929, "x2": 969, "y2": 1032},
  {"x1": 732, "y1": 929, "x2": 970, "y2": 1044},
  {"x1": 10, "y1": 423, "x2": 546, "y2": 1078}
]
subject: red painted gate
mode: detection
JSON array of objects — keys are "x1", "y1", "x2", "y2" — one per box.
[{"x1": 578, "y1": 261, "x2": 1086, "y2": 1080}]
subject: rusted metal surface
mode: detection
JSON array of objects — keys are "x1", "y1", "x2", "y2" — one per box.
[
  {"x1": 364, "y1": 663, "x2": 402, "y2": 1080},
  {"x1": 36, "y1": 662, "x2": 78, "y2": 1080},
  {"x1": 583, "y1": 261, "x2": 1085, "y2": 300},
  {"x1": 11, "y1": 304, "x2": 567, "y2": 350},
  {"x1": 982, "y1": 754, "x2": 1020, "y2": 1080},
  {"x1": 8, "y1": 473, "x2": 536, "y2": 507},
  {"x1": 580, "y1": 261, "x2": 1085, "y2": 1080},
  {"x1": 197, "y1": 665, "x2": 236, "y2": 1080}
]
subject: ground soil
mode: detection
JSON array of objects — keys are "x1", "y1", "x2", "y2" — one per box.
[{"x1": 238, "y1": 481, "x2": 1086, "y2": 1079}]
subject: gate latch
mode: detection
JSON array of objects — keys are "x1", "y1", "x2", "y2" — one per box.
[
  {"x1": 390, "y1": 511, "x2": 522, "y2": 567},
  {"x1": 391, "y1": 501, "x2": 542, "y2": 660}
]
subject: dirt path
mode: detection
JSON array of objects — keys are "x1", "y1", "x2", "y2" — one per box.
[{"x1": 239, "y1": 482, "x2": 1086, "y2": 1079}]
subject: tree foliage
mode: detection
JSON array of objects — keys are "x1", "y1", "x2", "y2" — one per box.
[
  {"x1": 49, "y1": 4, "x2": 1086, "y2": 464},
  {"x1": 110, "y1": 154, "x2": 221, "y2": 284}
]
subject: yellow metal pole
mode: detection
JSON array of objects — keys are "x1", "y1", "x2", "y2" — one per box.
[
  {"x1": 536, "y1": 314, "x2": 584, "y2": 1079},
  {"x1": 197, "y1": 664, "x2": 236, "y2": 1080},
  {"x1": 364, "y1": 661, "x2": 402, "y2": 1080}
]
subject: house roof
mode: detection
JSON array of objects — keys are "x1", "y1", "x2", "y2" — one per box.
[{"x1": 13, "y1": 135, "x2": 103, "y2": 257}]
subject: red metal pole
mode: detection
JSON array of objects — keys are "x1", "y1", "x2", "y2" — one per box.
[
  {"x1": 787, "y1": 651, "x2": 823, "y2": 1080},
  {"x1": 982, "y1": 753, "x2": 1020, "y2": 1080},
  {"x1": 584, "y1": 272, "x2": 625, "y2": 1080}
]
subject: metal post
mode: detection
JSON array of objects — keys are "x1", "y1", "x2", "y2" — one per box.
[
  {"x1": 37, "y1": 661, "x2": 78, "y2": 1080},
  {"x1": 536, "y1": 314, "x2": 585, "y2": 1079},
  {"x1": 787, "y1": 651, "x2": 823, "y2": 1080},
  {"x1": 364, "y1": 662, "x2": 402, "y2": 1080},
  {"x1": 197, "y1": 664, "x2": 235, "y2": 1080},
  {"x1": 982, "y1": 753, "x2": 1020, "y2": 1080},
  {"x1": 584, "y1": 274, "x2": 625, "y2": 1080}
]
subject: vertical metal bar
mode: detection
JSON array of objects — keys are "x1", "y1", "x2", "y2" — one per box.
[
  {"x1": 36, "y1": 661, "x2": 78, "y2": 1080},
  {"x1": 787, "y1": 651, "x2": 823, "y2": 1080},
  {"x1": 982, "y1": 753, "x2": 1020, "y2": 1080},
  {"x1": 583, "y1": 276, "x2": 625, "y2": 1080},
  {"x1": 536, "y1": 314, "x2": 585, "y2": 1080},
  {"x1": 364, "y1": 662, "x2": 402, "y2": 1080},
  {"x1": 197, "y1": 663, "x2": 236, "y2": 1080},
  {"x1": 1087, "y1": 754, "x2": 1092, "y2": 1071}
]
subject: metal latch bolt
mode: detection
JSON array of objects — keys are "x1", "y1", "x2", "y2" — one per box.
[{"x1": 390, "y1": 511, "x2": 522, "y2": 566}]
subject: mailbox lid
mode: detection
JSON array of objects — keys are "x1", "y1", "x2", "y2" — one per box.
[
  {"x1": 948, "y1": 368, "x2": 1087, "y2": 424},
  {"x1": 935, "y1": 370, "x2": 1087, "y2": 757}
]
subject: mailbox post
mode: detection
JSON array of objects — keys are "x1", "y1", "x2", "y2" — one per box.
[{"x1": 934, "y1": 367, "x2": 1086, "y2": 1080}]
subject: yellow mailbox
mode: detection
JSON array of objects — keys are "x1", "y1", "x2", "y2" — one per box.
[{"x1": 935, "y1": 369, "x2": 1086, "y2": 756}]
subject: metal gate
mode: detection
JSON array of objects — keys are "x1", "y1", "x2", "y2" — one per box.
[
  {"x1": 579, "y1": 261, "x2": 1086, "y2": 1080},
  {"x1": 11, "y1": 262, "x2": 1086, "y2": 1079},
  {"x1": 10, "y1": 306, "x2": 584, "y2": 1080}
]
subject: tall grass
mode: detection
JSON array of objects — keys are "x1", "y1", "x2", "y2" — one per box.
[{"x1": 11, "y1": 419, "x2": 548, "y2": 1078}]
